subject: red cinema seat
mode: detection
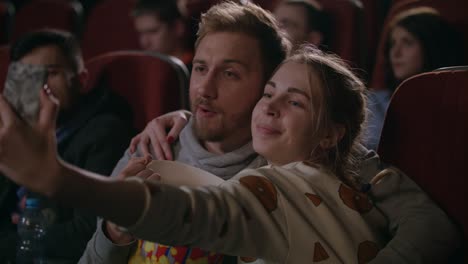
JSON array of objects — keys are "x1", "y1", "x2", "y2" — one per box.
[
  {"x1": 316, "y1": 0, "x2": 365, "y2": 69},
  {"x1": 11, "y1": 0, "x2": 83, "y2": 42},
  {"x1": 370, "y1": 0, "x2": 468, "y2": 89},
  {"x1": 360, "y1": 0, "x2": 389, "y2": 72},
  {"x1": 378, "y1": 68, "x2": 468, "y2": 261},
  {"x1": 85, "y1": 51, "x2": 189, "y2": 131},
  {"x1": 81, "y1": 0, "x2": 140, "y2": 60}
]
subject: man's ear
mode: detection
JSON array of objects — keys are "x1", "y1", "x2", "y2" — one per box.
[
  {"x1": 319, "y1": 124, "x2": 346, "y2": 149},
  {"x1": 307, "y1": 30, "x2": 323, "y2": 47}
]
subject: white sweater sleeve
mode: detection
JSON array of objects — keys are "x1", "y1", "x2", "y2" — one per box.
[
  {"x1": 359, "y1": 158, "x2": 461, "y2": 263},
  {"x1": 125, "y1": 172, "x2": 289, "y2": 262}
]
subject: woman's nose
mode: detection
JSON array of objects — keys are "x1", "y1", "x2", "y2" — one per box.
[{"x1": 263, "y1": 99, "x2": 280, "y2": 117}]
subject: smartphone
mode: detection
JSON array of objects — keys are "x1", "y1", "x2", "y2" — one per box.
[{"x1": 3, "y1": 62, "x2": 48, "y2": 125}]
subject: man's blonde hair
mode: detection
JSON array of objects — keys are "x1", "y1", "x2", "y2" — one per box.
[{"x1": 196, "y1": 1, "x2": 291, "y2": 81}]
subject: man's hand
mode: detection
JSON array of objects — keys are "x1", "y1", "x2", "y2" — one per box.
[
  {"x1": 0, "y1": 89, "x2": 63, "y2": 198},
  {"x1": 104, "y1": 221, "x2": 135, "y2": 245}
]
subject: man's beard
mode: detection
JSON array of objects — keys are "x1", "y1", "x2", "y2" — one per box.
[
  {"x1": 193, "y1": 115, "x2": 226, "y2": 142},
  {"x1": 192, "y1": 97, "x2": 226, "y2": 141},
  {"x1": 191, "y1": 97, "x2": 253, "y2": 143}
]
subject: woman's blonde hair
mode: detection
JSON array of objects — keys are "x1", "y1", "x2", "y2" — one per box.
[{"x1": 285, "y1": 45, "x2": 367, "y2": 188}]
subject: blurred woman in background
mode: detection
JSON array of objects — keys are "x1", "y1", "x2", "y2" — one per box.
[{"x1": 365, "y1": 7, "x2": 466, "y2": 150}]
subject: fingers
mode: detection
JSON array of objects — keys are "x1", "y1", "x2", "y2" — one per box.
[
  {"x1": 129, "y1": 134, "x2": 141, "y2": 154},
  {"x1": 160, "y1": 139, "x2": 173, "y2": 161},
  {"x1": 166, "y1": 114, "x2": 187, "y2": 142},
  {"x1": 139, "y1": 135, "x2": 151, "y2": 158},
  {"x1": 105, "y1": 221, "x2": 134, "y2": 244},
  {"x1": 37, "y1": 87, "x2": 59, "y2": 133},
  {"x1": 163, "y1": 111, "x2": 190, "y2": 160},
  {"x1": 0, "y1": 94, "x2": 17, "y2": 127},
  {"x1": 135, "y1": 169, "x2": 161, "y2": 182},
  {"x1": 147, "y1": 120, "x2": 167, "y2": 160},
  {"x1": 136, "y1": 109, "x2": 191, "y2": 160},
  {"x1": 178, "y1": 110, "x2": 193, "y2": 120},
  {"x1": 117, "y1": 156, "x2": 152, "y2": 180},
  {"x1": 147, "y1": 172, "x2": 161, "y2": 182}
]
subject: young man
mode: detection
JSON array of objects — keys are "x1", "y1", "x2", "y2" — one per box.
[
  {"x1": 132, "y1": 0, "x2": 193, "y2": 65},
  {"x1": 274, "y1": 0, "x2": 328, "y2": 50},
  {"x1": 0, "y1": 4, "x2": 461, "y2": 264},
  {"x1": 0, "y1": 30, "x2": 134, "y2": 263}
]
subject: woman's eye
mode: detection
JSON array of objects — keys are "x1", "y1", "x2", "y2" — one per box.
[{"x1": 289, "y1": 100, "x2": 302, "y2": 107}]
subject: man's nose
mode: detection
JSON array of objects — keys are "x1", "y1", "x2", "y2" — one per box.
[{"x1": 196, "y1": 72, "x2": 217, "y2": 99}]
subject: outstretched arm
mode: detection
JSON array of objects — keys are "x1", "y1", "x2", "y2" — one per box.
[
  {"x1": 0, "y1": 91, "x2": 146, "y2": 228},
  {"x1": 0, "y1": 92, "x2": 289, "y2": 261}
]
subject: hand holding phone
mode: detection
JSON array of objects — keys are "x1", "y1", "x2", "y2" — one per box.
[{"x1": 2, "y1": 62, "x2": 48, "y2": 125}]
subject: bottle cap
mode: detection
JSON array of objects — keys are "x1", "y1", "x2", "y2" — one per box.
[{"x1": 25, "y1": 198, "x2": 41, "y2": 208}]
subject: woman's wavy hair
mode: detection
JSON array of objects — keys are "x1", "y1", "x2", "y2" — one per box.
[{"x1": 284, "y1": 45, "x2": 367, "y2": 188}]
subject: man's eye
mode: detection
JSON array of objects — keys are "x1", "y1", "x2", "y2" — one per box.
[
  {"x1": 194, "y1": 66, "x2": 206, "y2": 73},
  {"x1": 224, "y1": 71, "x2": 238, "y2": 79}
]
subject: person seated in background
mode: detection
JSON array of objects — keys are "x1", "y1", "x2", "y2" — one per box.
[
  {"x1": 132, "y1": 0, "x2": 193, "y2": 65},
  {"x1": 364, "y1": 7, "x2": 466, "y2": 150},
  {"x1": 274, "y1": 0, "x2": 328, "y2": 50},
  {"x1": 0, "y1": 29, "x2": 135, "y2": 263}
]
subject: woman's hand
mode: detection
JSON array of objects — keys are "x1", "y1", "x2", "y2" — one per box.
[
  {"x1": 117, "y1": 156, "x2": 161, "y2": 182},
  {"x1": 0, "y1": 89, "x2": 63, "y2": 197},
  {"x1": 0, "y1": 90, "x2": 155, "y2": 227},
  {"x1": 129, "y1": 110, "x2": 191, "y2": 161}
]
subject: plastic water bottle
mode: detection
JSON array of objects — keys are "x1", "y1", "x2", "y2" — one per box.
[{"x1": 16, "y1": 198, "x2": 47, "y2": 264}]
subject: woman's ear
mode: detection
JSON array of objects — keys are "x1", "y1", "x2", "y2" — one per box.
[{"x1": 319, "y1": 124, "x2": 346, "y2": 149}]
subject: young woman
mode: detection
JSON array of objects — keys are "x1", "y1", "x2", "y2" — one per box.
[
  {"x1": 365, "y1": 7, "x2": 466, "y2": 150},
  {"x1": 0, "y1": 46, "x2": 390, "y2": 263}
]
